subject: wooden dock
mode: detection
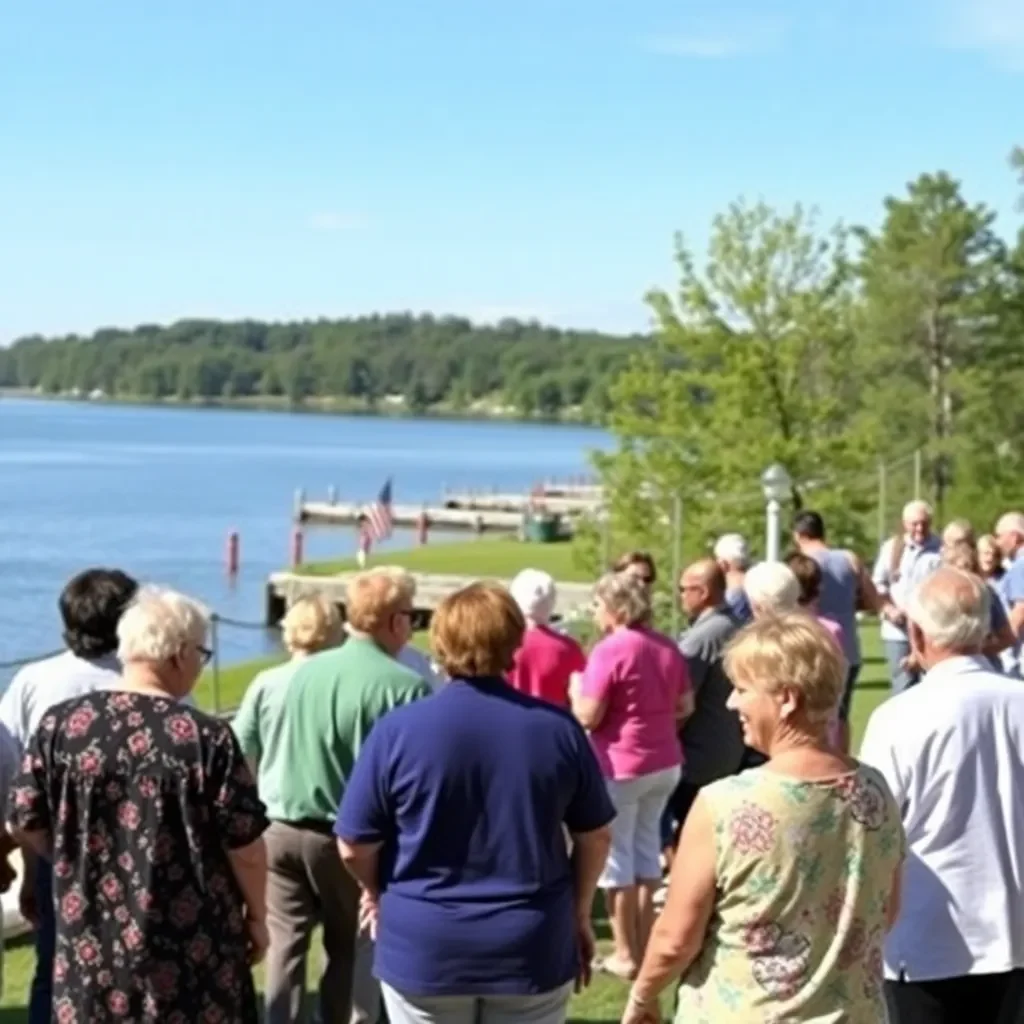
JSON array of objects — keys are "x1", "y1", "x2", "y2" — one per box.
[
  {"x1": 265, "y1": 570, "x2": 593, "y2": 628},
  {"x1": 440, "y1": 491, "x2": 602, "y2": 516},
  {"x1": 297, "y1": 501, "x2": 530, "y2": 534}
]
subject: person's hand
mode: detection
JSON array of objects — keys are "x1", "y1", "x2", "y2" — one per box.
[
  {"x1": 575, "y1": 916, "x2": 596, "y2": 992},
  {"x1": 620, "y1": 990, "x2": 661, "y2": 1024},
  {"x1": 19, "y1": 878, "x2": 39, "y2": 928},
  {"x1": 882, "y1": 604, "x2": 906, "y2": 626},
  {"x1": 0, "y1": 855, "x2": 17, "y2": 895},
  {"x1": 568, "y1": 672, "x2": 583, "y2": 701},
  {"x1": 246, "y1": 918, "x2": 270, "y2": 965},
  {"x1": 359, "y1": 889, "x2": 379, "y2": 941}
]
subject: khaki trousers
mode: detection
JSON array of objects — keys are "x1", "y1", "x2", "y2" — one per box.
[{"x1": 264, "y1": 820, "x2": 361, "y2": 1024}]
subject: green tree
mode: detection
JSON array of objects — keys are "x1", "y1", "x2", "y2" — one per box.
[
  {"x1": 596, "y1": 201, "x2": 873, "y2": 581},
  {"x1": 855, "y1": 172, "x2": 1006, "y2": 519}
]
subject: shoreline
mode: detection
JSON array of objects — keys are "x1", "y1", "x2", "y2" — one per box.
[{"x1": 0, "y1": 388, "x2": 604, "y2": 429}]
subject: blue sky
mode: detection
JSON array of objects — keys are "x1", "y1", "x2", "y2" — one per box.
[{"x1": 1, "y1": 0, "x2": 1021, "y2": 341}]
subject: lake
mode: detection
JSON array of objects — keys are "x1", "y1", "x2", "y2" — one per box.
[{"x1": 0, "y1": 398, "x2": 610, "y2": 680}]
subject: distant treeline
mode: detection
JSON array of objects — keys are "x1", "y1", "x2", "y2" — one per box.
[{"x1": 0, "y1": 315, "x2": 646, "y2": 421}]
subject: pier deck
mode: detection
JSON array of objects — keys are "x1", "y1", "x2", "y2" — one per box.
[
  {"x1": 265, "y1": 570, "x2": 592, "y2": 628},
  {"x1": 297, "y1": 501, "x2": 528, "y2": 533}
]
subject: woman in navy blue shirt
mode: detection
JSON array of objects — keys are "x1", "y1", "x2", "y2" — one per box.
[{"x1": 336, "y1": 582, "x2": 614, "y2": 1024}]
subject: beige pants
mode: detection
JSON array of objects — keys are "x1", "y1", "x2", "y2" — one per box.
[
  {"x1": 263, "y1": 820, "x2": 361, "y2": 1024},
  {"x1": 381, "y1": 982, "x2": 573, "y2": 1024}
]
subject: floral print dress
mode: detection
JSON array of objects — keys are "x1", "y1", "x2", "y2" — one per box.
[
  {"x1": 676, "y1": 764, "x2": 904, "y2": 1023},
  {"x1": 9, "y1": 690, "x2": 269, "y2": 1024}
]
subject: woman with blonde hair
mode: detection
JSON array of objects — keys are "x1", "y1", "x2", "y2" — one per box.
[
  {"x1": 336, "y1": 582, "x2": 614, "y2": 1024},
  {"x1": 620, "y1": 614, "x2": 904, "y2": 1024},
  {"x1": 571, "y1": 571, "x2": 692, "y2": 980},
  {"x1": 977, "y1": 533, "x2": 1006, "y2": 583},
  {"x1": 234, "y1": 594, "x2": 343, "y2": 781}
]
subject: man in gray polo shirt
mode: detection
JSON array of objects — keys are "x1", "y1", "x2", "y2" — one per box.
[{"x1": 666, "y1": 558, "x2": 743, "y2": 839}]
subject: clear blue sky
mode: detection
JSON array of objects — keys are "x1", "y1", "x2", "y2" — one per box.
[{"x1": 1, "y1": 0, "x2": 1021, "y2": 341}]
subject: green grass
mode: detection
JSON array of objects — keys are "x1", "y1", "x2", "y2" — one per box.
[
  {"x1": 297, "y1": 537, "x2": 593, "y2": 583},
  {"x1": 0, "y1": 626, "x2": 892, "y2": 1016}
]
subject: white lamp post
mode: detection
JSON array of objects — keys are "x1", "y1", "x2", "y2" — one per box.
[{"x1": 761, "y1": 463, "x2": 792, "y2": 563}]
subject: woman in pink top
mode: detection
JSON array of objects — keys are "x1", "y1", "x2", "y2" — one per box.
[
  {"x1": 507, "y1": 569, "x2": 587, "y2": 707},
  {"x1": 570, "y1": 571, "x2": 693, "y2": 980}
]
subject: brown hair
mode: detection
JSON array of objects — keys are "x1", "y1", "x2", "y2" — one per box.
[
  {"x1": 346, "y1": 569, "x2": 415, "y2": 633},
  {"x1": 430, "y1": 582, "x2": 526, "y2": 678},
  {"x1": 612, "y1": 550, "x2": 656, "y2": 585},
  {"x1": 942, "y1": 539, "x2": 980, "y2": 575},
  {"x1": 282, "y1": 594, "x2": 343, "y2": 653},
  {"x1": 785, "y1": 552, "x2": 823, "y2": 606}
]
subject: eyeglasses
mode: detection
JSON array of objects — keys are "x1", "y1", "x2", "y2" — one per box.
[{"x1": 196, "y1": 645, "x2": 213, "y2": 666}]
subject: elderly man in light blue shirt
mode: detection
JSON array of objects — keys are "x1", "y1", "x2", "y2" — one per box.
[
  {"x1": 871, "y1": 499, "x2": 942, "y2": 693},
  {"x1": 994, "y1": 511, "x2": 1024, "y2": 676}
]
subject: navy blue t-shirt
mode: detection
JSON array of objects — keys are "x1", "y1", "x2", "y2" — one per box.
[{"x1": 335, "y1": 677, "x2": 615, "y2": 996}]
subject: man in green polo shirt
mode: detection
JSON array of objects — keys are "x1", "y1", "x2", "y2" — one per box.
[{"x1": 263, "y1": 570, "x2": 430, "y2": 1024}]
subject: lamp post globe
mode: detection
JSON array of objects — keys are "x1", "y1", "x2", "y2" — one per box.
[{"x1": 761, "y1": 463, "x2": 791, "y2": 562}]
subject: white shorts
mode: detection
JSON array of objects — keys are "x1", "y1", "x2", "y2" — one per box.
[{"x1": 600, "y1": 765, "x2": 681, "y2": 888}]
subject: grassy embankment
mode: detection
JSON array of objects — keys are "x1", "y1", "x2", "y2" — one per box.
[{"x1": 0, "y1": 538, "x2": 894, "y2": 1017}]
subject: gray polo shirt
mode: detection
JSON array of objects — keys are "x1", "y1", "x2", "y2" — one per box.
[{"x1": 678, "y1": 605, "x2": 744, "y2": 788}]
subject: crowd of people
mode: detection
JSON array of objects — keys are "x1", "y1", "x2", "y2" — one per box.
[{"x1": 0, "y1": 499, "x2": 1022, "y2": 1023}]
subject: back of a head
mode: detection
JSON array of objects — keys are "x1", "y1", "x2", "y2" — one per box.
[
  {"x1": 283, "y1": 594, "x2": 343, "y2": 654},
  {"x1": 941, "y1": 539, "x2": 980, "y2": 575},
  {"x1": 430, "y1": 581, "x2": 525, "y2": 678},
  {"x1": 995, "y1": 511, "x2": 1024, "y2": 539},
  {"x1": 714, "y1": 533, "x2": 749, "y2": 570},
  {"x1": 612, "y1": 550, "x2": 656, "y2": 585},
  {"x1": 908, "y1": 566, "x2": 988, "y2": 652},
  {"x1": 346, "y1": 569, "x2": 414, "y2": 634},
  {"x1": 60, "y1": 568, "x2": 139, "y2": 660},
  {"x1": 942, "y1": 518, "x2": 974, "y2": 548},
  {"x1": 595, "y1": 570, "x2": 652, "y2": 628},
  {"x1": 793, "y1": 511, "x2": 826, "y2": 542},
  {"x1": 509, "y1": 569, "x2": 557, "y2": 624},
  {"x1": 785, "y1": 552, "x2": 822, "y2": 606},
  {"x1": 117, "y1": 586, "x2": 209, "y2": 665},
  {"x1": 744, "y1": 561, "x2": 801, "y2": 614}
]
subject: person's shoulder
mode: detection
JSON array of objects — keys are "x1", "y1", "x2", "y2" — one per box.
[{"x1": 8, "y1": 651, "x2": 74, "y2": 693}]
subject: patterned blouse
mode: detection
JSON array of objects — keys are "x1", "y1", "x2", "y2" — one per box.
[
  {"x1": 676, "y1": 764, "x2": 904, "y2": 1023},
  {"x1": 9, "y1": 690, "x2": 269, "y2": 1024}
]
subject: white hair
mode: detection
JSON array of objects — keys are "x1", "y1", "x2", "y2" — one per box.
[
  {"x1": 117, "y1": 587, "x2": 210, "y2": 664},
  {"x1": 744, "y1": 561, "x2": 801, "y2": 613},
  {"x1": 714, "y1": 533, "x2": 750, "y2": 570},
  {"x1": 995, "y1": 512, "x2": 1024, "y2": 538},
  {"x1": 907, "y1": 567, "x2": 988, "y2": 651},
  {"x1": 902, "y1": 500, "x2": 933, "y2": 523},
  {"x1": 509, "y1": 569, "x2": 557, "y2": 624}
]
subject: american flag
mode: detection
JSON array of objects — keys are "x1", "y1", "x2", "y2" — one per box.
[{"x1": 362, "y1": 478, "x2": 394, "y2": 544}]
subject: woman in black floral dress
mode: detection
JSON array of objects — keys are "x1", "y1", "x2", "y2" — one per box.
[{"x1": 9, "y1": 587, "x2": 269, "y2": 1024}]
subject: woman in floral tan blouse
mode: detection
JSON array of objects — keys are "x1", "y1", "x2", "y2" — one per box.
[
  {"x1": 9, "y1": 587, "x2": 269, "y2": 1024},
  {"x1": 620, "y1": 613, "x2": 905, "y2": 1024}
]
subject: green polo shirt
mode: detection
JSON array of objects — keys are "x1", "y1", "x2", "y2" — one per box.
[{"x1": 274, "y1": 636, "x2": 431, "y2": 824}]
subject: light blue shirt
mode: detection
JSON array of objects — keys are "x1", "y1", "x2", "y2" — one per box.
[{"x1": 872, "y1": 535, "x2": 942, "y2": 642}]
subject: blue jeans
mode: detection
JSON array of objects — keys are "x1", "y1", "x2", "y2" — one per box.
[
  {"x1": 29, "y1": 860, "x2": 55, "y2": 1024},
  {"x1": 883, "y1": 638, "x2": 919, "y2": 695}
]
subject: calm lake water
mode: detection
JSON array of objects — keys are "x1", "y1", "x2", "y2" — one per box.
[{"x1": 0, "y1": 399, "x2": 609, "y2": 680}]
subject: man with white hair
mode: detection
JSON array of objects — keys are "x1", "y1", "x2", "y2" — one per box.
[
  {"x1": 860, "y1": 567, "x2": 1024, "y2": 1021},
  {"x1": 871, "y1": 499, "x2": 942, "y2": 693},
  {"x1": 507, "y1": 568, "x2": 586, "y2": 706},
  {"x1": 713, "y1": 533, "x2": 752, "y2": 623}
]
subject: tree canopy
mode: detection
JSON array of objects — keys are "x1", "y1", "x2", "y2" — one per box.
[
  {"x1": 592, "y1": 153, "x2": 1024, "y2": 577},
  {"x1": 0, "y1": 314, "x2": 645, "y2": 423}
]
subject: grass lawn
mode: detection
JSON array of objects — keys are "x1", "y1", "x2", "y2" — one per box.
[
  {"x1": 297, "y1": 537, "x2": 593, "y2": 583},
  {"x1": 0, "y1": 624, "x2": 893, "y2": 1017}
]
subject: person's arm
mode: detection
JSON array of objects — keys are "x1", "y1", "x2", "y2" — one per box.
[
  {"x1": 8, "y1": 715, "x2": 56, "y2": 860},
  {"x1": 209, "y1": 726, "x2": 270, "y2": 927},
  {"x1": 850, "y1": 553, "x2": 881, "y2": 614},
  {"x1": 626, "y1": 796, "x2": 716, "y2": 1016},
  {"x1": 571, "y1": 642, "x2": 612, "y2": 730},
  {"x1": 885, "y1": 863, "x2": 902, "y2": 931},
  {"x1": 872, "y1": 542, "x2": 904, "y2": 623},
  {"x1": 335, "y1": 722, "x2": 392, "y2": 901},
  {"x1": 231, "y1": 679, "x2": 264, "y2": 773},
  {"x1": 859, "y1": 710, "x2": 907, "y2": 810}
]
